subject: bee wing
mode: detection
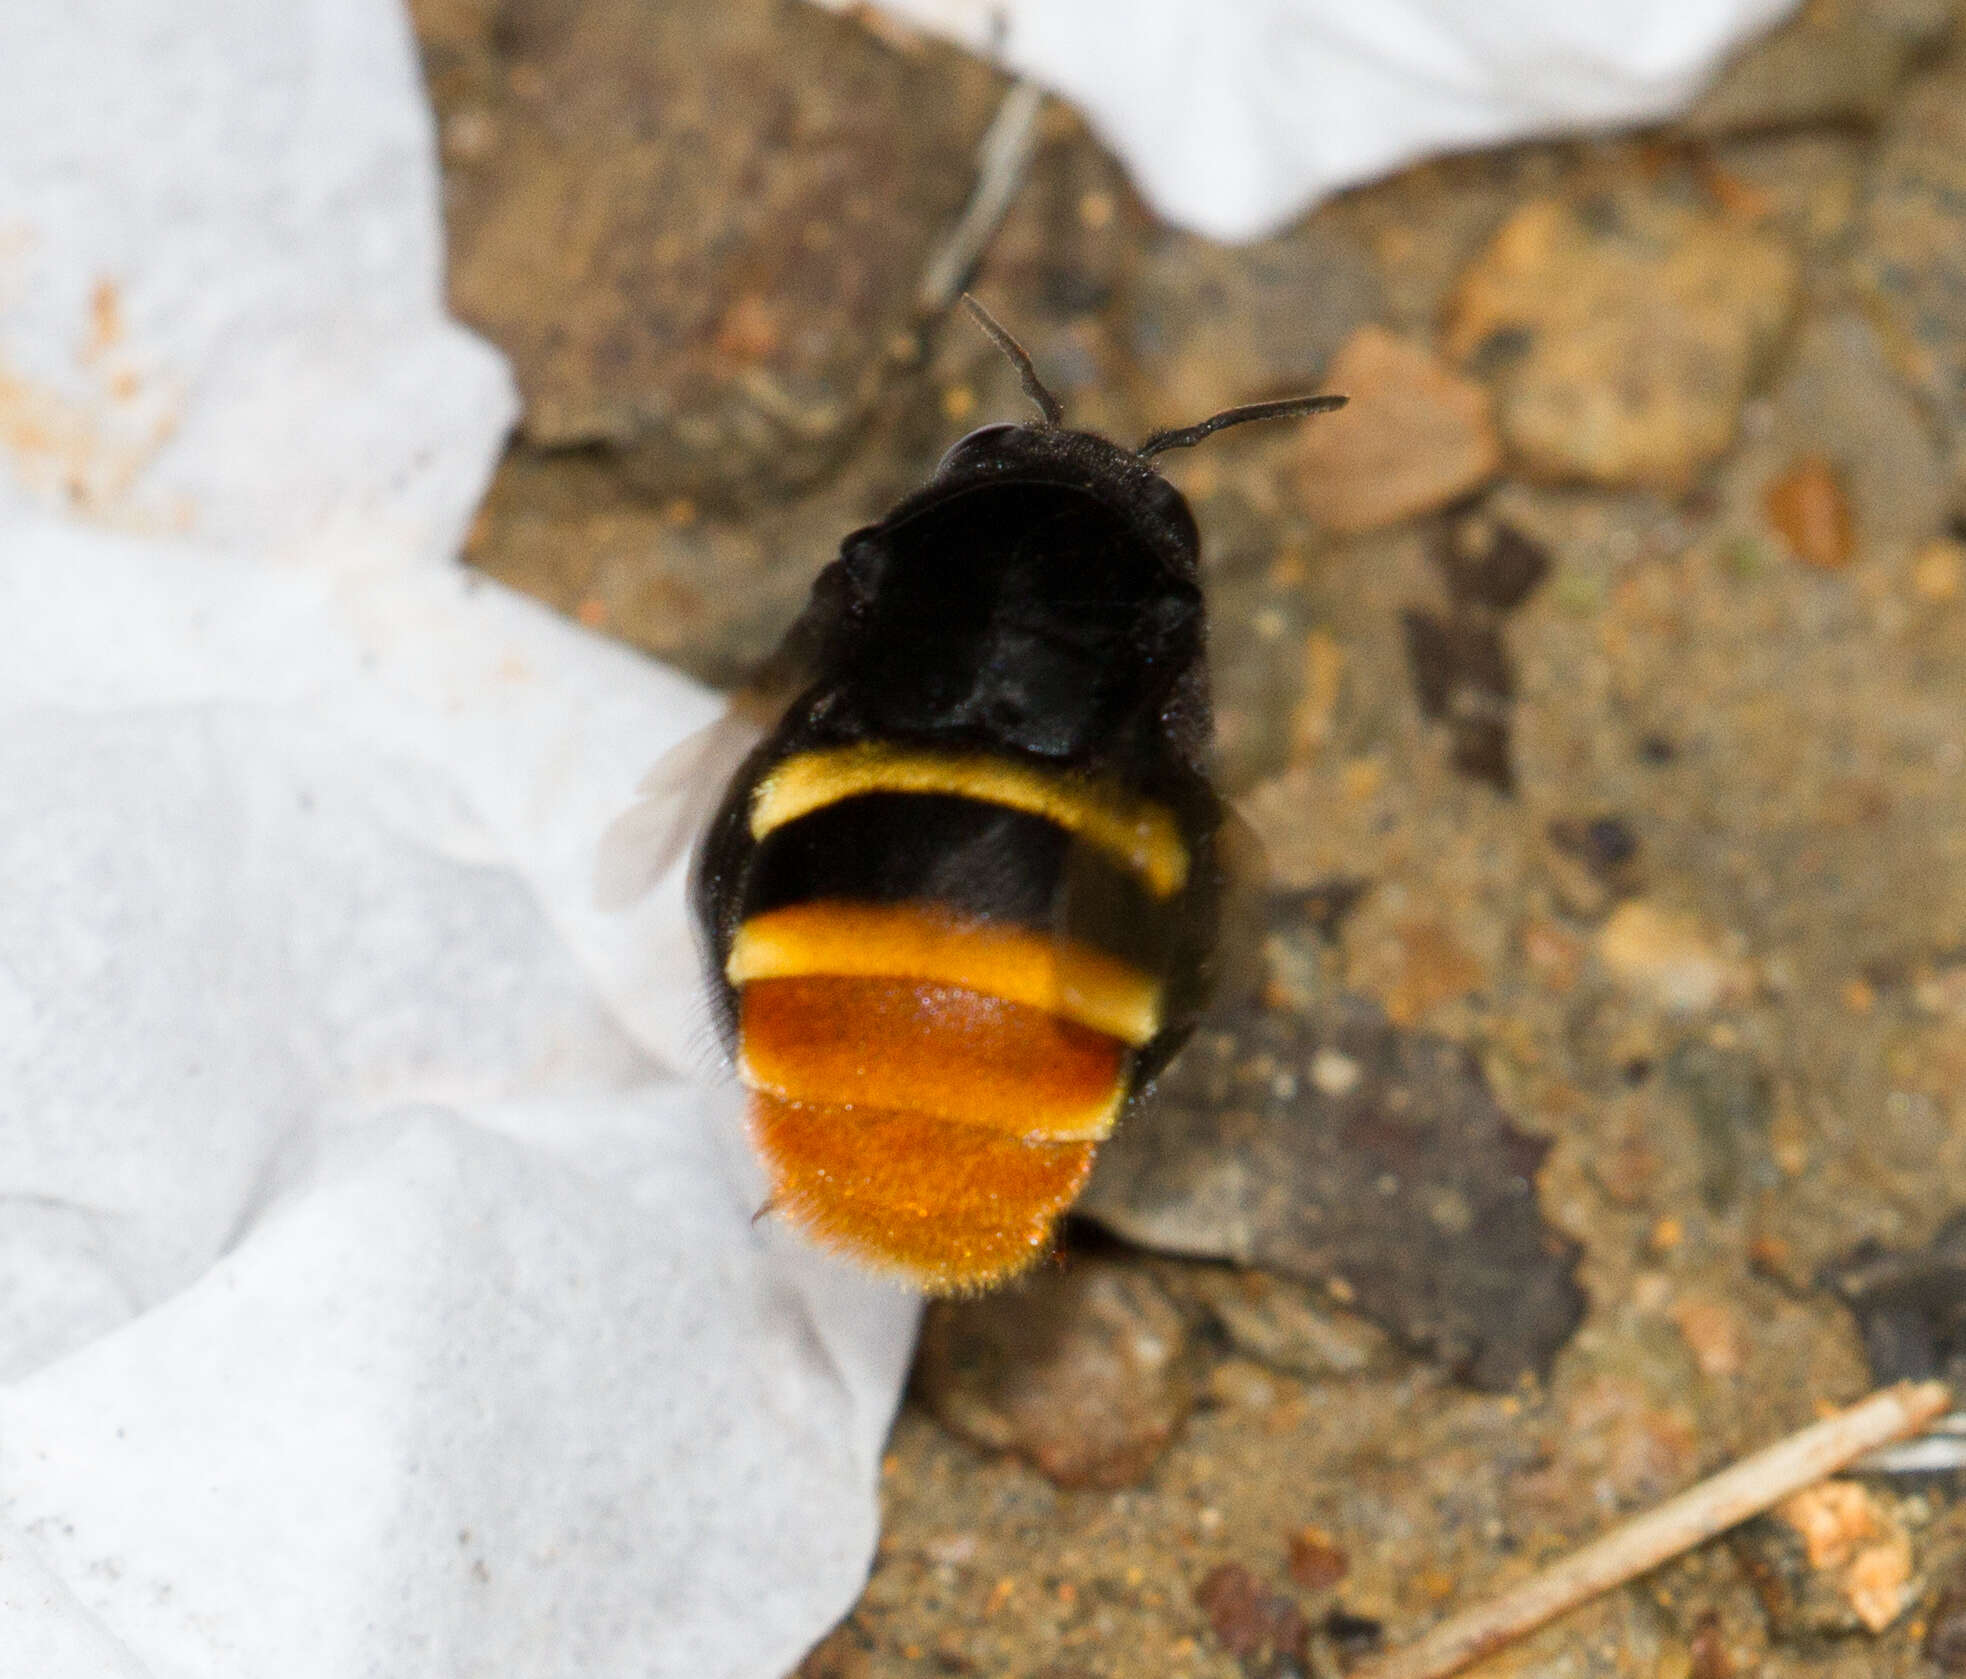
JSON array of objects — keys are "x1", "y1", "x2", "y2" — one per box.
[
  {"x1": 594, "y1": 580, "x2": 842, "y2": 912},
  {"x1": 592, "y1": 709, "x2": 767, "y2": 911}
]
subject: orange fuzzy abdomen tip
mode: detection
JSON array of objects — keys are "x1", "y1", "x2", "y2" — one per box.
[{"x1": 749, "y1": 1089, "x2": 1098, "y2": 1293}]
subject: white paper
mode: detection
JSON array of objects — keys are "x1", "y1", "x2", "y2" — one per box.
[
  {"x1": 824, "y1": 0, "x2": 1800, "y2": 240},
  {"x1": 0, "y1": 4, "x2": 919, "y2": 1676}
]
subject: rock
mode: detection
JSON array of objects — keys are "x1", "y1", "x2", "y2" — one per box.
[
  {"x1": 1287, "y1": 327, "x2": 1500, "y2": 533},
  {"x1": 1855, "y1": 57, "x2": 1966, "y2": 513},
  {"x1": 1125, "y1": 219, "x2": 1381, "y2": 434},
  {"x1": 1737, "y1": 1480, "x2": 1918, "y2": 1637},
  {"x1": 1195, "y1": 1562, "x2": 1312, "y2": 1679},
  {"x1": 912, "y1": 1259, "x2": 1196, "y2": 1489},
  {"x1": 1681, "y1": 0, "x2": 1955, "y2": 133},
  {"x1": 1158, "y1": 1265, "x2": 1396, "y2": 1382},
  {"x1": 1399, "y1": 608, "x2": 1516, "y2": 792},
  {"x1": 442, "y1": 0, "x2": 1000, "y2": 503},
  {"x1": 1819, "y1": 1211, "x2": 1966, "y2": 1388},
  {"x1": 1321, "y1": 1607, "x2": 1385, "y2": 1664},
  {"x1": 1763, "y1": 454, "x2": 1855, "y2": 570},
  {"x1": 1595, "y1": 901, "x2": 1747, "y2": 1013},
  {"x1": 1444, "y1": 194, "x2": 1797, "y2": 489},
  {"x1": 1081, "y1": 992, "x2": 1587, "y2": 1392}
]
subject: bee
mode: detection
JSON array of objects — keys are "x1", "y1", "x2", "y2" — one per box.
[{"x1": 612, "y1": 299, "x2": 1342, "y2": 1293}]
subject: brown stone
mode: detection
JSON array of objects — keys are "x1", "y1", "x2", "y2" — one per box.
[
  {"x1": 441, "y1": 0, "x2": 1001, "y2": 503},
  {"x1": 1444, "y1": 195, "x2": 1797, "y2": 489},
  {"x1": 1286, "y1": 1527, "x2": 1349, "y2": 1593},
  {"x1": 1763, "y1": 454, "x2": 1854, "y2": 570},
  {"x1": 913, "y1": 1259, "x2": 1195, "y2": 1489},
  {"x1": 1288, "y1": 326, "x2": 1500, "y2": 533}
]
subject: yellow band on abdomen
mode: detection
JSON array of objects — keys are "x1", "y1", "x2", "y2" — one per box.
[{"x1": 749, "y1": 743, "x2": 1189, "y2": 898}]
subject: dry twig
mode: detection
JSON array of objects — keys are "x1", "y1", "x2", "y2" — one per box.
[
  {"x1": 1355, "y1": 1380, "x2": 1953, "y2": 1679},
  {"x1": 916, "y1": 79, "x2": 1045, "y2": 313}
]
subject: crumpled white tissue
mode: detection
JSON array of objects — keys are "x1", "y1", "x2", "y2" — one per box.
[
  {"x1": 0, "y1": 4, "x2": 918, "y2": 1677},
  {"x1": 822, "y1": 0, "x2": 1800, "y2": 240}
]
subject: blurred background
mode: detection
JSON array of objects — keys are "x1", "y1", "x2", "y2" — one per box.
[{"x1": 416, "y1": 2, "x2": 1966, "y2": 1674}]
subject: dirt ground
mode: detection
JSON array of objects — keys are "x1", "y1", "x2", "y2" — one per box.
[{"x1": 413, "y1": 2, "x2": 1966, "y2": 1674}]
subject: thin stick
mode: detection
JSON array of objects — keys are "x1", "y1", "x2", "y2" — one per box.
[
  {"x1": 917, "y1": 79, "x2": 1045, "y2": 314},
  {"x1": 1355, "y1": 1380, "x2": 1953, "y2": 1679}
]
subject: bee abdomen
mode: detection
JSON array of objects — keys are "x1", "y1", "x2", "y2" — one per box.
[{"x1": 724, "y1": 751, "x2": 1184, "y2": 1290}]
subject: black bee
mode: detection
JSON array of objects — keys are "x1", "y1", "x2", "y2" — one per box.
[{"x1": 615, "y1": 298, "x2": 1341, "y2": 1291}]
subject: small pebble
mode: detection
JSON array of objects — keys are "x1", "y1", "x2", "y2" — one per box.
[
  {"x1": 1596, "y1": 900, "x2": 1743, "y2": 1013},
  {"x1": 1310, "y1": 1048, "x2": 1363, "y2": 1097},
  {"x1": 1196, "y1": 1562, "x2": 1311, "y2": 1677},
  {"x1": 1669, "y1": 1296, "x2": 1744, "y2": 1378},
  {"x1": 913, "y1": 1260, "x2": 1196, "y2": 1489},
  {"x1": 1764, "y1": 453, "x2": 1855, "y2": 570},
  {"x1": 1286, "y1": 1527, "x2": 1348, "y2": 1593},
  {"x1": 1912, "y1": 537, "x2": 1966, "y2": 603}
]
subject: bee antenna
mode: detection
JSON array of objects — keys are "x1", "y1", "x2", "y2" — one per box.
[
  {"x1": 960, "y1": 294, "x2": 1064, "y2": 428},
  {"x1": 1137, "y1": 393, "x2": 1347, "y2": 458}
]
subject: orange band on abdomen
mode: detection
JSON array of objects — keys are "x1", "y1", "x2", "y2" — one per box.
[
  {"x1": 738, "y1": 975, "x2": 1128, "y2": 1142},
  {"x1": 726, "y1": 900, "x2": 1162, "y2": 1046}
]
